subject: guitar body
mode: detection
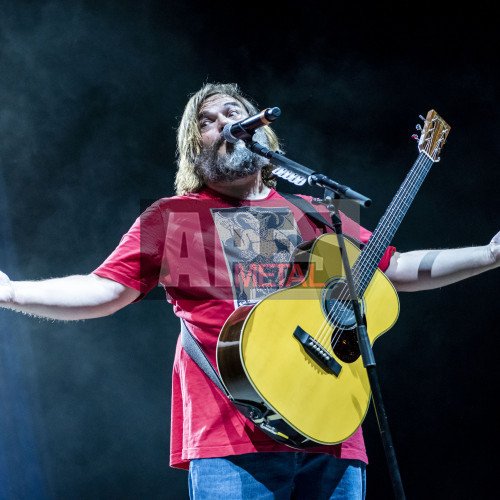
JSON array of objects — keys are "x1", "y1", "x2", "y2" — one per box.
[{"x1": 217, "y1": 233, "x2": 399, "y2": 446}]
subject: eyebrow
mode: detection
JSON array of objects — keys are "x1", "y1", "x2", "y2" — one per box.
[{"x1": 198, "y1": 101, "x2": 245, "y2": 119}]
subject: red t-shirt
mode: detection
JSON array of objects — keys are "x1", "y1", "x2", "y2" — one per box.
[{"x1": 94, "y1": 188, "x2": 395, "y2": 470}]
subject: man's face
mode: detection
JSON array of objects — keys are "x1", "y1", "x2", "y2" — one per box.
[
  {"x1": 198, "y1": 94, "x2": 248, "y2": 155},
  {"x1": 194, "y1": 94, "x2": 270, "y2": 185}
]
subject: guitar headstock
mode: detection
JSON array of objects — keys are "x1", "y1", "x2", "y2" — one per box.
[{"x1": 415, "y1": 110, "x2": 450, "y2": 162}]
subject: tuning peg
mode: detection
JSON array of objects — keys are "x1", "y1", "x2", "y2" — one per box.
[
  {"x1": 415, "y1": 124, "x2": 422, "y2": 131},
  {"x1": 419, "y1": 115, "x2": 426, "y2": 121},
  {"x1": 411, "y1": 134, "x2": 419, "y2": 140}
]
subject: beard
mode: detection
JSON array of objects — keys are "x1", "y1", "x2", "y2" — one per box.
[{"x1": 194, "y1": 128, "x2": 270, "y2": 184}]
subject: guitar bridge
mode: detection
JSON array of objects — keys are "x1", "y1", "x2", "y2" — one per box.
[{"x1": 293, "y1": 326, "x2": 342, "y2": 376}]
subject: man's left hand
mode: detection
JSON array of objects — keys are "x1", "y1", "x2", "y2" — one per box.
[{"x1": 488, "y1": 231, "x2": 500, "y2": 262}]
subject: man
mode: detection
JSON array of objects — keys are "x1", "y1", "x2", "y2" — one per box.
[{"x1": 1, "y1": 83, "x2": 499, "y2": 499}]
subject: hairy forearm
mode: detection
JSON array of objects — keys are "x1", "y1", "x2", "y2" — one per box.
[
  {"x1": 387, "y1": 243, "x2": 499, "y2": 292},
  {"x1": 0, "y1": 273, "x2": 139, "y2": 320}
]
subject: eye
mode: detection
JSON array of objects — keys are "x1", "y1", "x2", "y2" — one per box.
[
  {"x1": 199, "y1": 118, "x2": 212, "y2": 129},
  {"x1": 228, "y1": 108, "x2": 243, "y2": 118}
]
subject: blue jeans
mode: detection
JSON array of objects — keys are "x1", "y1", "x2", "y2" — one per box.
[{"x1": 188, "y1": 452, "x2": 366, "y2": 499}]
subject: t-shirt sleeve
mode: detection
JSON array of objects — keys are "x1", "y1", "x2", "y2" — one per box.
[{"x1": 93, "y1": 203, "x2": 166, "y2": 300}]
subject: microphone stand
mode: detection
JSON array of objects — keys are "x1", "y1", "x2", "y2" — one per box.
[
  {"x1": 244, "y1": 139, "x2": 406, "y2": 499},
  {"x1": 244, "y1": 140, "x2": 372, "y2": 208},
  {"x1": 317, "y1": 194, "x2": 406, "y2": 500}
]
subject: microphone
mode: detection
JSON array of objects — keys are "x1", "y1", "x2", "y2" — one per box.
[{"x1": 221, "y1": 107, "x2": 281, "y2": 144}]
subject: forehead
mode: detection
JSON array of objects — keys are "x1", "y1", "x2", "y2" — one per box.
[{"x1": 199, "y1": 94, "x2": 246, "y2": 114}]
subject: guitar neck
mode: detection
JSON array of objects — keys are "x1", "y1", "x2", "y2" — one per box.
[{"x1": 353, "y1": 152, "x2": 434, "y2": 296}]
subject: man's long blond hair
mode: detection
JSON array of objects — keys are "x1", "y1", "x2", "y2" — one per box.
[{"x1": 175, "y1": 83, "x2": 279, "y2": 195}]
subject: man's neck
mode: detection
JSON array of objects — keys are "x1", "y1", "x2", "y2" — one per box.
[{"x1": 205, "y1": 172, "x2": 271, "y2": 201}]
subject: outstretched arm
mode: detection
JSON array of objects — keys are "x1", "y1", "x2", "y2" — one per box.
[
  {"x1": 0, "y1": 271, "x2": 140, "y2": 320},
  {"x1": 385, "y1": 231, "x2": 500, "y2": 292}
]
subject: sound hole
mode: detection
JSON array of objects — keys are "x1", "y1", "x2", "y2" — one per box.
[{"x1": 322, "y1": 277, "x2": 363, "y2": 363}]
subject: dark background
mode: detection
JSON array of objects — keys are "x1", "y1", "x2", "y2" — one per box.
[{"x1": 0, "y1": 1, "x2": 498, "y2": 498}]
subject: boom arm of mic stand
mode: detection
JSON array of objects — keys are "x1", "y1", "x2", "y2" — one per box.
[{"x1": 245, "y1": 140, "x2": 372, "y2": 208}]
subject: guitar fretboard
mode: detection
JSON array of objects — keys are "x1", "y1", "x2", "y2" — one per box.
[{"x1": 353, "y1": 152, "x2": 434, "y2": 296}]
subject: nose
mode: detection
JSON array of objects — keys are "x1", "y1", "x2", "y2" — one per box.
[
  {"x1": 217, "y1": 113, "x2": 236, "y2": 133},
  {"x1": 217, "y1": 117, "x2": 228, "y2": 133}
]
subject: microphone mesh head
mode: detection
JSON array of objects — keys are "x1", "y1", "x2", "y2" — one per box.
[{"x1": 221, "y1": 123, "x2": 238, "y2": 144}]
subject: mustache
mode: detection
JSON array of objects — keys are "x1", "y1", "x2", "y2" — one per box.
[
  {"x1": 213, "y1": 135, "x2": 225, "y2": 150},
  {"x1": 214, "y1": 134, "x2": 235, "y2": 154},
  {"x1": 213, "y1": 126, "x2": 268, "y2": 154}
]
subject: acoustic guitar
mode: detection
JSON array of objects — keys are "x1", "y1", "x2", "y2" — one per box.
[{"x1": 217, "y1": 110, "x2": 450, "y2": 448}]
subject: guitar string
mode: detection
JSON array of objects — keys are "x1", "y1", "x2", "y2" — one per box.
[
  {"x1": 311, "y1": 164, "x2": 422, "y2": 351},
  {"x1": 322, "y1": 151, "x2": 435, "y2": 350},
  {"x1": 320, "y1": 154, "x2": 431, "y2": 349},
  {"x1": 316, "y1": 153, "x2": 431, "y2": 350},
  {"x1": 308, "y1": 119, "x2": 443, "y2": 348},
  {"x1": 323, "y1": 153, "x2": 433, "y2": 349},
  {"x1": 312, "y1": 152, "x2": 433, "y2": 351}
]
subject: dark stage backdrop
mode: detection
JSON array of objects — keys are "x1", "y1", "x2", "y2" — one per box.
[{"x1": 0, "y1": 1, "x2": 498, "y2": 498}]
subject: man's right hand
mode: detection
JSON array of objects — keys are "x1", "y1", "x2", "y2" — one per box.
[{"x1": 0, "y1": 271, "x2": 13, "y2": 304}]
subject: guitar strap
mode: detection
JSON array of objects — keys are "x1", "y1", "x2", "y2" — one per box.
[
  {"x1": 180, "y1": 318, "x2": 230, "y2": 398},
  {"x1": 278, "y1": 191, "x2": 336, "y2": 233}
]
